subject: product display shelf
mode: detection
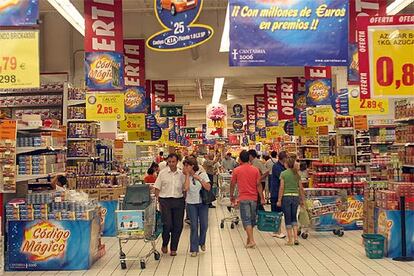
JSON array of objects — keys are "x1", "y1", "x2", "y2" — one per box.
[
  {"x1": 355, "y1": 130, "x2": 372, "y2": 165},
  {"x1": 297, "y1": 137, "x2": 319, "y2": 160},
  {"x1": 335, "y1": 128, "x2": 355, "y2": 163}
]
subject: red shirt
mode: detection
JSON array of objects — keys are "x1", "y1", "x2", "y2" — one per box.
[
  {"x1": 144, "y1": 174, "x2": 157, "y2": 184},
  {"x1": 231, "y1": 163, "x2": 260, "y2": 201}
]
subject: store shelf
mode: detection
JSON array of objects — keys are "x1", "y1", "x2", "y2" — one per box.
[
  {"x1": 356, "y1": 144, "x2": 370, "y2": 147},
  {"x1": 357, "y1": 153, "x2": 371, "y2": 156},
  {"x1": 67, "y1": 137, "x2": 97, "y2": 141},
  {"x1": 370, "y1": 141, "x2": 394, "y2": 145},
  {"x1": 299, "y1": 158, "x2": 319, "y2": 161},
  {"x1": 0, "y1": 104, "x2": 62, "y2": 108},
  {"x1": 369, "y1": 124, "x2": 396, "y2": 128},
  {"x1": 17, "y1": 126, "x2": 62, "y2": 132},
  {"x1": 17, "y1": 174, "x2": 49, "y2": 182},
  {"x1": 402, "y1": 164, "x2": 414, "y2": 168},
  {"x1": 298, "y1": 145, "x2": 319, "y2": 148},
  {"x1": 68, "y1": 100, "x2": 85, "y2": 106},
  {"x1": 67, "y1": 156, "x2": 99, "y2": 161},
  {"x1": 67, "y1": 119, "x2": 99, "y2": 123},
  {"x1": 356, "y1": 136, "x2": 370, "y2": 139},
  {"x1": 16, "y1": 146, "x2": 66, "y2": 155},
  {"x1": 395, "y1": 117, "x2": 414, "y2": 123},
  {"x1": 393, "y1": 142, "x2": 414, "y2": 147}
]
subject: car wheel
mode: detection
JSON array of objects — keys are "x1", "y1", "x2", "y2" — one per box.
[{"x1": 171, "y1": 5, "x2": 176, "y2": 16}]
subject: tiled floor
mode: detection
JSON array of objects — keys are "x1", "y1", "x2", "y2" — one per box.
[{"x1": 5, "y1": 205, "x2": 414, "y2": 276}]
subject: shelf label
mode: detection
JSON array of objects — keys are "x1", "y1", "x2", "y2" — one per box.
[
  {"x1": 86, "y1": 93, "x2": 125, "y2": 121},
  {"x1": 127, "y1": 131, "x2": 151, "y2": 141},
  {"x1": 306, "y1": 106, "x2": 334, "y2": 127},
  {"x1": 354, "y1": 115, "x2": 368, "y2": 131},
  {"x1": 120, "y1": 114, "x2": 145, "y2": 132},
  {"x1": 0, "y1": 30, "x2": 40, "y2": 89},
  {"x1": 0, "y1": 120, "x2": 17, "y2": 140},
  {"x1": 349, "y1": 97, "x2": 389, "y2": 116}
]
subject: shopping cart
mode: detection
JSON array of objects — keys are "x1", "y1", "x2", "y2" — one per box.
[
  {"x1": 298, "y1": 188, "x2": 348, "y2": 239},
  {"x1": 116, "y1": 192, "x2": 162, "y2": 270},
  {"x1": 218, "y1": 172, "x2": 240, "y2": 229}
]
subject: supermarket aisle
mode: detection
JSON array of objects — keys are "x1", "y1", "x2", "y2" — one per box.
[{"x1": 5, "y1": 204, "x2": 414, "y2": 276}]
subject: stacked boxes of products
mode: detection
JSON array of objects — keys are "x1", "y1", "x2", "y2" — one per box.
[
  {"x1": 395, "y1": 99, "x2": 414, "y2": 120},
  {"x1": 0, "y1": 139, "x2": 16, "y2": 192},
  {"x1": 17, "y1": 153, "x2": 66, "y2": 176},
  {"x1": 17, "y1": 134, "x2": 65, "y2": 148},
  {"x1": 68, "y1": 141, "x2": 96, "y2": 157},
  {"x1": 68, "y1": 106, "x2": 86, "y2": 120},
  {"x1": 68, "y1": 123, "x2": 99, "y2": 138},
  {"x1": 14, "y1": 109, "x2": 62, "y2": 121},
  {"x1": 0, "y1": 95, "x2": 62, "y2": 107},
  {"x1": 68, "y1": 87, "x2": 86, "y2": 100}
]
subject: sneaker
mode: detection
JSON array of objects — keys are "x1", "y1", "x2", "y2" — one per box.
[
  {"x1": 200, "y1": 245, "x2": 206, "y2": 252},
  {"x1": 170, "y1": 251, "x2": 177, "y2": 256},
  {"x1": 161, "y1": 246, "x2": 168, "y2": 254},
  {"x1": 272, "y1": 233, "x2": 286, "y2": 239},
  {"x1": 190, "y1": 252, "x2": 198, "y2": 257}
]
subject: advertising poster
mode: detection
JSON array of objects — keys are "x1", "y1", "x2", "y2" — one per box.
[
  {"x1": 294, "y1": 91, "x2": 307, "y2": 126},
  {"x1": 277, "y1": 78, "x2": 295, "y2": 121},
  {"x1": 154, "y1": 111, "x2": 169, "y2": 129},
  {"x1": 348, "y1": 43, "x2": 360, "y2": 84},
  {"x1": 330, "y1": 88, "x2": 350, "y2": 116},
  {"x1": 357, "y1": 15, "x2": 414, "y2": 98},
  {"x1": 147, "y1": 0, "x2": 214, "y2": 51},
  {"x1": 230, "y1": 104, "x2": 244, "y2": 118},
  {"x1": 0, "y1": 0, "x2": 38, "y2": 26},
  {"x1": 84, "y1": 0, "x2": 123, "y2": 52},
  {"x1": 306, "y1": 79, "x2": 332, "y2": 106},
  {"x1": 293, "y1": 122, "x2": 317, "y2": 137},
  {"x1": 306, "y1": 105, "x2": 335, "y2": 127},
  {"x1": 85, "y1": 52, "x2": 124, "y2": 91},
  {"x1": 151, "y1": 125, "x2": 163, "y2": 141},
  {"x1": 145, "y1": 114, "x2": 157, "y2": 130},
  {"x1": 98, "y1": 200, "x2": 117, "y2": 237},
  {"x1": 229, "y1": 0, "x2": 348, "y2": 66},
  {"x1": 232, "y1": 120, "x2": 244, "y2": 134},
  {"x1": 116, "y1": 210, "x2": 145, "y2": 235},
  {"x1": 0, "y1": 30, "x2": 39, "y2": 89},
  {"x1": 264, "y1": 83, "x2": 278, "y2": 127},
  {"x1": 254, "y1": 94, "x2": 266, "y2": 136},
  {"x1": 150, "y1": 80, "x2": 168, "y2": 112},
  {"x1": 124, "y1": 39, "x2": 146, "y2": 87},
  {"x1": 206, "y1": 104, "x2": 227, "y2": 139},
  {"x1": 86, "y1": 93, "x2": 125, "y2": 121},
  {"x1": 7, "y1": 220, "x2": 97, "y2": 271},
  {"x1": 246, "y1": 104, "x2": 256, "y2": 135},
  {"x1": 124, "y1": 86, "x2": 149, "y2": 114}
]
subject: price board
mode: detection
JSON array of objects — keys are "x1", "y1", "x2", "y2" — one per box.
[
  {"x1": 293, "y1": 123, "x2": 318, "y2": 137},
  {"x1": 86, "y1": 93, "x2": 125, "y2": 121},
  {"x1": 349, "y1": 96, "x2": 389, "y2": 115},
  {"x1": 306, "y1": 106, "x2": 335, "y2": 127},
  {"x1": 266, "y1": 126, "x2": 285, "y2": 138},
  {"x1": 120, "y1": 114, "x2": 145, "y2": 132},
  {"x1": 357, "y1": 15, "x2": 414, "y2": 98},
  {"x1": 127, "y1": 131, "x2": 151, "y2": 141},
  {"x1": 0, "y1": 30, "x2": 40, "y2": 89}
]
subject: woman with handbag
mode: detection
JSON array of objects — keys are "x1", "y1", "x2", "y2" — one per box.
[{"x1": 183, "y1": 157, "x2": 213, "y2": 257}]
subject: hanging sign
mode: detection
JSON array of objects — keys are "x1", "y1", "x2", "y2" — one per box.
[
  {"x1": 294, "y1": 90, "x2": 307, "y2": 126},
  {"x1": 254, "y1": 94, "x2": 266, "y2": 133},
  {"x1": 277, "y1": 78, "x2": 296, "y2": 121},
  {"x1": 147, "y1": 0, "x2": 214, "y2": 51},
  {"x1": 86, "y1": 93, "x2": 125, "y2": 121},
  {"x1": 331, "y1": 88, "x2": 350, "y2": 116},
  {"x1": 306, "y1": 105, "x2": 335, "y2": 127},
  {"x1": 0, "y1": 0, "x2": 39, "y2": 26},
  {"x1": 120, "y1": 114, "x2": 146, "y2": 132},
  {"x1": 0, "y1": 30, "x2": 39, "y2": 89},
  {"x1": 229, "y1": 0, "x2": 348, "y2": 66},
  {"x1": 124, "y1": 86, "x2": 149, "y2": 114},
  {"x1": 128, "y1": 130, "x2": 152, "y2": 141},
  {"x1": 230, "y1": 104, "x2": 244, "y2": 118},
  {"x1": 159, "y1": 105, "x2": 184, "y2": 117},
  {"x1": 154, "y1": 111, "x2": 169, "y2": 129},
  {"x1": 184, "y1": 127, "x2": 196, "y2": 134},
  {"x1": 232, "y1": 120, "x2": 244, "y2": 133},
  {"x1": 85, "y1": 52, "x2": 124, "y2": 91},
  {"x1": 124, "y1": 39, "x2": 146, "y2": 87},
  {"x1": 151, "y1": 125, "x2": 162, "y2": 141},
  {"x1": 305, "y1": 66, "x2": 332, "y2": 106},
  {"x1": 150, "y1": 80, "x2": 168, "y2": 112},
  {"x1": 176, "y1": 115, "x2": 187, "y2": 127},
  {"x1": 357, "y1": 15, "x2": 414, "y2": 98},
  {"x1": 206, "y1": 104, "x2": 228, "y2": 139},
  {"x1": 293, "y1": 122, "x2": 318, "y2": 137},
  {"x1": 246, "y1": 104, "x2": 256, "y2": 135},
  {"x1": 84, "y1": 0, "x2": 123, "y2": 52},
  {"x1": 266, "y1": 126, "x2": 285, "y2": 139},
  {"x1": 349, "y1": 96, "x2": 389, "y2": 116},
  {"x1": 264, "y1": 83, "x2": 278, "y2": 127}
]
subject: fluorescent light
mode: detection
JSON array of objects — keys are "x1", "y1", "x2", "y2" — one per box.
[
  {"x1": 47, "y1": 0, "x2": 85, "y2": 36},
  {"x1": 387, "y1": 0, "x2": 414, "y2": 15},
  {"x1": 212, "y1": 78, "x2": 225, "y2": 104},
  {"x1": 219, "y1": 3, "x2": 230, "y2": 53}
]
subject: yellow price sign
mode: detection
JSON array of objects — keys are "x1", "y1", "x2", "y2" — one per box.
[
  {"x1": 266, "y1": 126, "x2": 284, "y2": 138},
  {"x1": 306, "y1": 106, "x2": 334, "y2": 127},
  {"x1": 120, "y1": 114, "x2": 145, "y2": 132},
  {"x1": 86, "y1": 93, "x2": 125, "y2": 121},
  {"x1": 349, "y1": 96, "x2": 389, "y2": 116},
  {"x1": 0, "y1": 30, "x2": 40, "y2": 89},
  {"x1": 293, "y1": 122, "x2": 318, "y2": 137},
  {"x1": 371, "y1": 29, "x2": 414, "y2": 97},
  {"x1": 128, "y1": 131, "x2": 151, "y2": 141}
]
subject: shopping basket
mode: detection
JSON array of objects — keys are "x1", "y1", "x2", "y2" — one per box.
[
  {"x1": 362, "y1": 234, "x2": 385, "y2": 259},
  {"x1": 257, "y1": 210, "x2": 283, "y2": 232}
]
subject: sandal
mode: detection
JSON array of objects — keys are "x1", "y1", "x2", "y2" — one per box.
[
  {"x1": 285, "y1": 241, "x2": 294, "y2": 246},
  {"x1": 294, "y1": 240, "x2": 299, "y2": 245}
]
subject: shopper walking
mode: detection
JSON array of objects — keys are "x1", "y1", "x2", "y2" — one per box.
[
  {"x1": 156, "y1": 151, "x2": 164, "y2": 163},
  {"x1": 183, "y1": 157, "x2": 211, "y2": 257},
  {"x1": 221, "y1": 152, "x2": 237, "y2": 172},
  {"x1": 154, "y1": 153, "x2": 186, "y2": 256},
  {"x1": 230, "y1": 150, "x2": 264, "y2": 248},
  {"x1": 265, "y1": 151, "x2": 278, "y2": 203},
  {"x1": 248, "y1": 149, "x2": 268, "y2": 211},
  {"x1": 270, "y1": 151, "x2": 288, "y2": 238},
  {"x1": 203, "y1": 153, "x2": 219, "y2": 208},
  {"x1": 277, "y1": 156, "x2": 305, "y2": 246}
]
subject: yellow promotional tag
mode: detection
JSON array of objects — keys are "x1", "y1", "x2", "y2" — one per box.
[
  {"x1": 86, "y1": 93, "x2": 125, "y2": 121},
  {"x1": 0, "y1": 30, "x2": 40, "y2": 89},
  {"x1": 120, "y1": 114, "x2": 146, "y2": 132},
  {"x1": 349, "y1": 96, "x2": 389, "y2": 116},
  {"x1": 266, "y1": 126, "x2": 285, "y2": 138},
  {"x1": 293, "y1": 122, "x2": 318, "y2": 137},
  {"x1": 128, "y1": 131, "x2": 152, "y2": 141},
  {"x1": 306, "y1": 106, "x2": 335, "y2": 127}
]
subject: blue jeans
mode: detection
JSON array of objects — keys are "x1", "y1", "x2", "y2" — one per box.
[
  {"x1": 187, "y1": 203, "x2": 209, "y2": 252},
  {"x1": 282, "y1": 196, "x2": 299, "y2": 228},
  {"x1": 239, "y1": 200, "x2": 257, "y2": 228}
]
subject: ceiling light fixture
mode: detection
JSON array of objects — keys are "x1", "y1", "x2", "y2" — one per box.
[
  {"x1": 386, "y1": 0, "x2": 414, "y2": 15},
  {"x1": 219, "y1": 3, "x2": 230, "y2": 53},
  {"x1": 47, "y1": 0, "x2": 85, "y2": 36},
  {"x1": 211, "y1": 78, "x2": 225, "y2": 104}
]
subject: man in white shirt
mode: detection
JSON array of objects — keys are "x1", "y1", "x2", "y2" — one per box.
[{"x1": 154, "y1": 153, "x2": 186, "y2": 256}]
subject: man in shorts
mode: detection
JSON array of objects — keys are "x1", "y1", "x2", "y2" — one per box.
[{"x1": 230, "y1": 150, "x2": 265, "y2": 248}]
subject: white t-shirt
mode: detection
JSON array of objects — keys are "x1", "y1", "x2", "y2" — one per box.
[
  {"x1": 154, "y1": 167, "x2": 185, "y2": 198},
  {"x1": 159, "y1": 161, "x2": 167, "y2": 171},
  {"x1": 186, "y1": 172, "x2": 211, "y2": 204},
  {"x1": 265, "y1": 158, "x2": 278, "y2": 175}
]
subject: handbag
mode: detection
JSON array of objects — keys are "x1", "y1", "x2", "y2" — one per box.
[{"x1": 199, "y1": 180, "x2": 216, "y2": 204}]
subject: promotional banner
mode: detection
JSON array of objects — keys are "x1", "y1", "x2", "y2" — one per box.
[
  {"x1": 232, "y1": 120, "x2": 244, "y2": 133},
  {"x1": 306, "y1": 79, "x2": 332, "y2": 106},
  {"x1": 230, "y1": 104, "x2": 244, "y2": 118},
  {"x1": 147, "y1": 0, "x2": 213, "y2": 51},
  {"x1": 246, "y1": 104, "x2": 256, "y2": 135},
  {"x1": 206, "y1": 104, "x2": 227, "y2": 139},
  {"x1": 128, "y1": 130, "x2": 152, "y2": 141},
  {"x1": 264, "y1": 83, "x2": 278, "y2": 127},
  {"x1": 176, "y1": 115, "x2": 187, "y2": 128},
  {"x1": 266, "y1": 125, "x2": 285, "y2": 139},
  {"x1": 0, "y1": 0, "x2": 38, "y2": 26},
  {"x1": 7, "y1": 219, "x2": 100, "y2": 271},
  {"x1": 86, "y1": 93, "x2": 125, "y2": 121},
  {"x1": 277, "y1": 78, "x2": 295, "y2": 121},
  {"x1": 306, "y1": 105, "x2": 335, "y2": 127},
  {"x1": 294, "y1": 90, "x2": 307, "y2": 126},
  {"x1": 304, "y1": 66, "x2": 332, "y2": 79},
  {"x1": 0, "y1": 30, "x2": 39, "y2": 89},
  {"x1": 331, "y1": 88, "x2": 350, "y2": 116},
  {"x1": 293, "y1": 122, "x2": 318, "y2": 137},
  {"x1": 85, "y1": 52, "x2": 124, "y2": 91},
  {"x1": 229, "y1": 0, "x2": 348, "y2": 66},
  {"x1": 98, "y1": 200, "x2": 117, "y2": 237},
  {"x1": 349, "y1": 95, "x2": 389, "y2": 116},
  {"x1": 120, "y1": 113, "x2": 146, "y2": 132},
  {"x1": 348, "y1": 43, "x2": 360, "y2": 84},
  {"x1": 154, "y1": 111, "x2": 169, "y2": 129},
  {"x1": 151, "y1": 125, "x2": 162, "y2": 141},
  {"x1": 150, "y1": 80, "x2": 168, "y2": 112},
  {"x1": 145, "y1": 114, "x2": 157, "y2": 130},
  {"x1": 357, "y1": 15, "x2": 414, "y2": 98},
  {"x1": 254, "y1": 94, "x2": 266, "y2": 134},
  {"x1": 124, "y1": 39, "x2": 146, "y2": 87},
  {"x1": 84, "y1": 0, "x2": 123, "y2": 52},
  {"x1": 124, "y1": 86, "x2": 149, "y2": 114}
]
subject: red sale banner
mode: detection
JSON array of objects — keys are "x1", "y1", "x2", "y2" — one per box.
[
  {"x1": 166, "y1": 95, "x2": 175, "y2": 102},
  {"x1": 264, "y1": 83, "x2": 278, "y2": 127},
  {"x1": 357, "y1": 15, "x2": 414, "y2": 99},
  {"x1": 84, "y1": 0, "x2": 123, "y2": 52},
  {"x1": 124, "y1": 39, "x2": 146, "y2": 87},
  {"x1": 276, "y1": 78, "x2": 296, "y2": 121},
  {"x1": 304, "y1": 66, "x2": 332, "y2": 80},
  {"x1": 254, "y1": 94, "x2": 266, "y2": 132},
  {"x1": 349, "y1": 0, "x2": 386, "y2": 43},
  {"x1": 246, "y1": 104, "x2": 256, "y2": 135},
  {"x1": 177, "y1": 115, "x2": 187, "y2": 127},
  {"x1": 150, "y1": 80, "x2": 168, "y2": 112}
]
